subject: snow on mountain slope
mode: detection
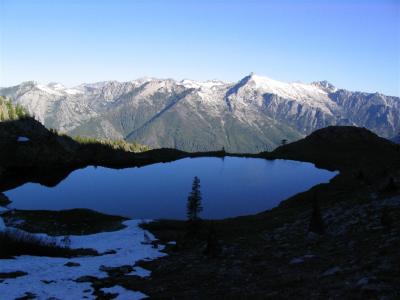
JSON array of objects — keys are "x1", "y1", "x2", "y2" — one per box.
[
  {"x1": 0, "y1": 74, "x2": 398, "y2": 152},
  {"x1": 229, "y1": 73, "x2": 339, "y2": 115},
  {"x1": 179, "y1": 79, "x2": 228, "y2": 90},
  {"x1": 250, "y1": 74, "x2": 327, "y2": 100}
]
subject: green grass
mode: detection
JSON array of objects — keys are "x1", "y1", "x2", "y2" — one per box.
[{"x1": 71, "y1": 135, "x2": 151, "y2": 153}]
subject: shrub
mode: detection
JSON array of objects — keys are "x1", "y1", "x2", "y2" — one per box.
[{"x1": 0, "y1": 229, "x2": 97, "y2": 258}]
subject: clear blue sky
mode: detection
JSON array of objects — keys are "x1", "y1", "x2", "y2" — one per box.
[{"x1": 1, "y1": 0, "x2": 399, "y2": 96}]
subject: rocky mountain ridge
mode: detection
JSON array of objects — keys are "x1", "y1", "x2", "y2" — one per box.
[{"x1": 1, "y1": 74, "x2": 398, "y2": 152}]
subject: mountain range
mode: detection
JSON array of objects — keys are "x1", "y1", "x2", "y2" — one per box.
[{"x1": 1, "y1": 74, "x2": 399, "y2": 152}]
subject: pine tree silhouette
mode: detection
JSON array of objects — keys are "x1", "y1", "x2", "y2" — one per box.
[
  {"x1": 187, "y1": 176, "x2": 203, "y2": 222},
  {"x1": 186, "y1": 176, "x2": 203, "y2": 237}
]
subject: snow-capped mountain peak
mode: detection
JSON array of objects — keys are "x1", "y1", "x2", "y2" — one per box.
[
  {"x1": 311, "y1": 80, "x2": 337, "y2": 93},
  {"x1": 1, "y1": 74, "x2": 398, "y2": 152},
  {"x1": 228, "y1": 73, "x2": 337, "y2": 114},
  {"x1": 244, "y1": 73, "x2": 329, "y2": 98},
  {"x1": 47, "y1": 82, "x2": 66, "y2": 90}
]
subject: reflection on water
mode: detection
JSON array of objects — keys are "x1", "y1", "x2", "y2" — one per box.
[{"x1": 5, "y1": 157, "x2": 338, "y2": 220}]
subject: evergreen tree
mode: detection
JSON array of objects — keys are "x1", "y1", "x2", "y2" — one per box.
[
  {"x1": 15, "y1": 104, "x2": 26, "y2": 118},
  {"x1": 6, "y1": 101, "x2": 15, "y2": 119},
  {"x1": 187, "y1": 176, "x2": 203, "y2": 222}
]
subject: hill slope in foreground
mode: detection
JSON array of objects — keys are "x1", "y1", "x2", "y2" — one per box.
[
  {"x1": 141, "y1": 127, "x2": 400, "y2": 299},
  {"x1": 0, "y1": 118, "x2": 399, "y2": 299}
]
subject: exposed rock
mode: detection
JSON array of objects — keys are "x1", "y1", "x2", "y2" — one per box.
[
  {"x1": 99, "y1": 265, "x2": 134, "y2": 276},
  {"x1": 321, "y1": 267, "x2": 342, "y2": 277},
  {"x1": 0, "y1": 192, "x2": 10, "y2": 206},
  {"x1": 289, "y1": 257, "x2": 305, "y2": 264},
  {"x1": 75, "y1": 275, "x2": 98, "y2": 283},
  {"x1": 0, "y1": 271, "x2": 28, "y2": 279},
  {"x1": 64, "y1": 262, "x2": 81, "y2": 267},
  {"x1": 357, "y1": 277, "x2": 369, "y2": 286}
]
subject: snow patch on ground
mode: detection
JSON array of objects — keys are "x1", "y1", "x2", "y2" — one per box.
[
  {"x1": 16, "y1": 136, "x2": 30, "y2": 142},
  {"x1": 0, "y1": 220, "x2": 165, "y2": 300},
  {"x1": 129, "y1": 266, "x2": 151, "y2": 277},
  {"x1": 100, "y1": 285, "x2": 147, "y2": 299}
]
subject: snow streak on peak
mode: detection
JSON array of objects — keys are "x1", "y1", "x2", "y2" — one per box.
[
  {"x1": 179, "y1": 79, "x2": 228, "y2": 90},
  {"x1": 47, "y1": 82, "x2": 66, "y2": 90},
  {"x1": 35, "y1": 82, "x2": 83, "y2": 96}
]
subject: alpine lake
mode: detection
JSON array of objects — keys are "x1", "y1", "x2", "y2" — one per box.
[{"x1": 4, "y1": 157, "x2": 338, "y2": 220}]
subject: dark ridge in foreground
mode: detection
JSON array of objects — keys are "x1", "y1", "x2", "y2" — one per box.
[
  {"x1": 264, "y1": 125, "x2": 400, "y2": 172},
  {"x1": 0, "y1": 118, "x2": 399, "y2": 298},
  {"x1": 136, "y1": 126, "x2": 399, "y2": 299}
]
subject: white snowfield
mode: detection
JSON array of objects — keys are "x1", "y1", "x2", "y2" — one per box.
[{"x1": 0, "y1": 219, "x2": 165, "y2": 300}]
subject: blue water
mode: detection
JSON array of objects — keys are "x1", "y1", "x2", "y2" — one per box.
[{"x1": 5, "y1": 157, "x2": 337, "y2": 219}]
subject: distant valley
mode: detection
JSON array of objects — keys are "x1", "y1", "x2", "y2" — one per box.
[{"x1": 1, "y1": 74, "x2": 399, "y2": 152}]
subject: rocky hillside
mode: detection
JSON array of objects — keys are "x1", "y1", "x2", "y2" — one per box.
[{"x1": 1, "y1": 74, "x2": 398, "y2": 152}]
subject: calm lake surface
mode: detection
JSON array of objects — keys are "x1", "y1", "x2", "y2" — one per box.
[{"x1": 5, "y1": 157, "x2": 338, "y2": 219}]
